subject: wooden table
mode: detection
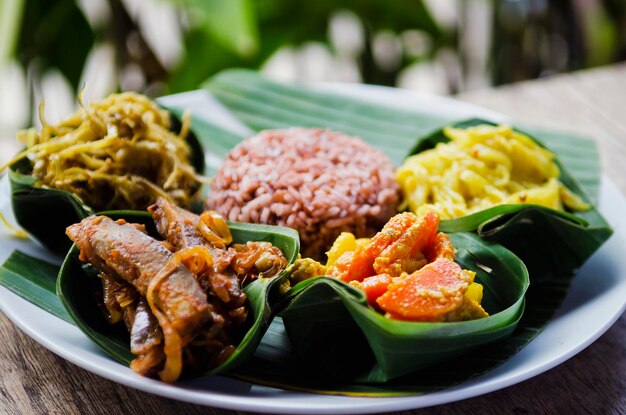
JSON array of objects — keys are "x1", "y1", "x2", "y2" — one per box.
[{"x1": 2, "y1": 65, "x2": 625, "y2": 414}]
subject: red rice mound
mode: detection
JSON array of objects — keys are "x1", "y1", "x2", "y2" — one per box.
[{"x1": 205, "y1": 128, "x2": 399, "y2": 259}]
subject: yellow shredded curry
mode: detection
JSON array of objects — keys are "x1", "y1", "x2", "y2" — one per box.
[
  {"x1": 396, "y1": 124, "x2": 589, "y2": 219},
  {"x1": 0, "y1": 92, "x2": 203, "y2": 212}
]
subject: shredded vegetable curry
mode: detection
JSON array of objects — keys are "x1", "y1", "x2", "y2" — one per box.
[
  {"x1": 396, "y1": 124, "x2": 589, "y2": 219},
  {"x1": 290, "y1": 211, "x2": 488, "y2": 322},
  {"x1": 1, "y1": 92, "x2": 203, "y2": 211}
]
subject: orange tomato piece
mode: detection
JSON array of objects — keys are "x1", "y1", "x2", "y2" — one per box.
[
  {"x1": 376, "y1": 258, "x2": 472, "y2": 322},
  {"x1": 373, "y1": 210, "x2": 439, "y2": 276},
  {"x1": 351, "y1": 274, "x2": 393, "y2": 306},
  {"x1": 325, "y1": 251, "x2": 355, "y2": 281},
  {"x1": 334, "y1": 212, "x2": 418, "y2": 282},
  {"x1": 424, "y1": 232, "x2": 456, "y2": 262}
]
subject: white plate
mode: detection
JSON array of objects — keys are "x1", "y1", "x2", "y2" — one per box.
[{"x1": 1, "y1": 85, "x2": 625, "y2": 414}]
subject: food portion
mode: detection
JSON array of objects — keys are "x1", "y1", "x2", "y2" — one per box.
[
  {"x1": 205, "y1": 128, "x2": 399, "y2": 260},
  {"x1": 397, "y1": 124, "x2": 589, "y2": 219},
  {"x1": 65, "y1": 197, "x2": 288, "y2": 382},
  {"x1": 2, "y1": 93, "x2": 202, "y2": 211},
  {"x1": 292, "y1": 211, "x2": 488, "y2": 322}
]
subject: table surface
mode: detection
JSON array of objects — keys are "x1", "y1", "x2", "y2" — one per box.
[{"x1": 2, "y1": 64, "x2": 625, "y2": 415}]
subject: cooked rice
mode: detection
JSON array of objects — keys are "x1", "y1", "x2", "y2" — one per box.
[{"x1": 206, "y1": 128, "x2": 400, "y2": 259}]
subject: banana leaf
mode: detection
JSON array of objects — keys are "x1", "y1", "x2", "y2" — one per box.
[
  {"x1": 0, "y1": 241, "x2": 570, "y2": 396},
  {"x1": 202, "y1": 69, "x2": 454, "y2": 166},
  {"x1": 278, "y1": 232, "x2": 528, "y2": 383},
  {"x1": 408, "y1": 118, "x2": 613, "y2": 281},
  {"x1": 8, "y1": 115, "x2": 206, "y2": 256},
  {"x1": 202, "y1": 69, "x2": 602, "y2": 202},
  {"x1": 201, "y1": 72, "x2": 611, "y2": 278},
  {"x1": 55, "y1": 210, "x2": 299, "y2": 376},
  {"x1": 0, "y1": 250, "x2": 71, "y2": 323}
]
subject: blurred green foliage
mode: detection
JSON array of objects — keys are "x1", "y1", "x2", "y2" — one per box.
[
  {"x1": 168, "y1": 0, "x2": 446, "y2": 91},
  {"x1": 17, "y1": 0, "x2": 94, "y2": 88},
  {"x1": 3, "y1": 0, "x2": 626, "y2": 98},
  {"x1": 491, "y1": 0, "x2": 625, "y2": 85}
]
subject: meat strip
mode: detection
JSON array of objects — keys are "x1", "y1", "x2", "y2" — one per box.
[
  {"x1": 66, "y1": 215, "x2": 210, "y2": 339},
  {"x1": 130, "y1": 298, "x2": 164, "y2": 356},
  {"x1": 148, "y1": 198, "x2": 245, "y2": 306},
  {"x1": 149, "y1": 197, "x2": 235, "y2": 270}
]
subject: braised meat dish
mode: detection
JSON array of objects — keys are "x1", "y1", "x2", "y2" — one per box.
[{"x1": 66, "y1": 197, "x2": 287, "y2": 382}]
